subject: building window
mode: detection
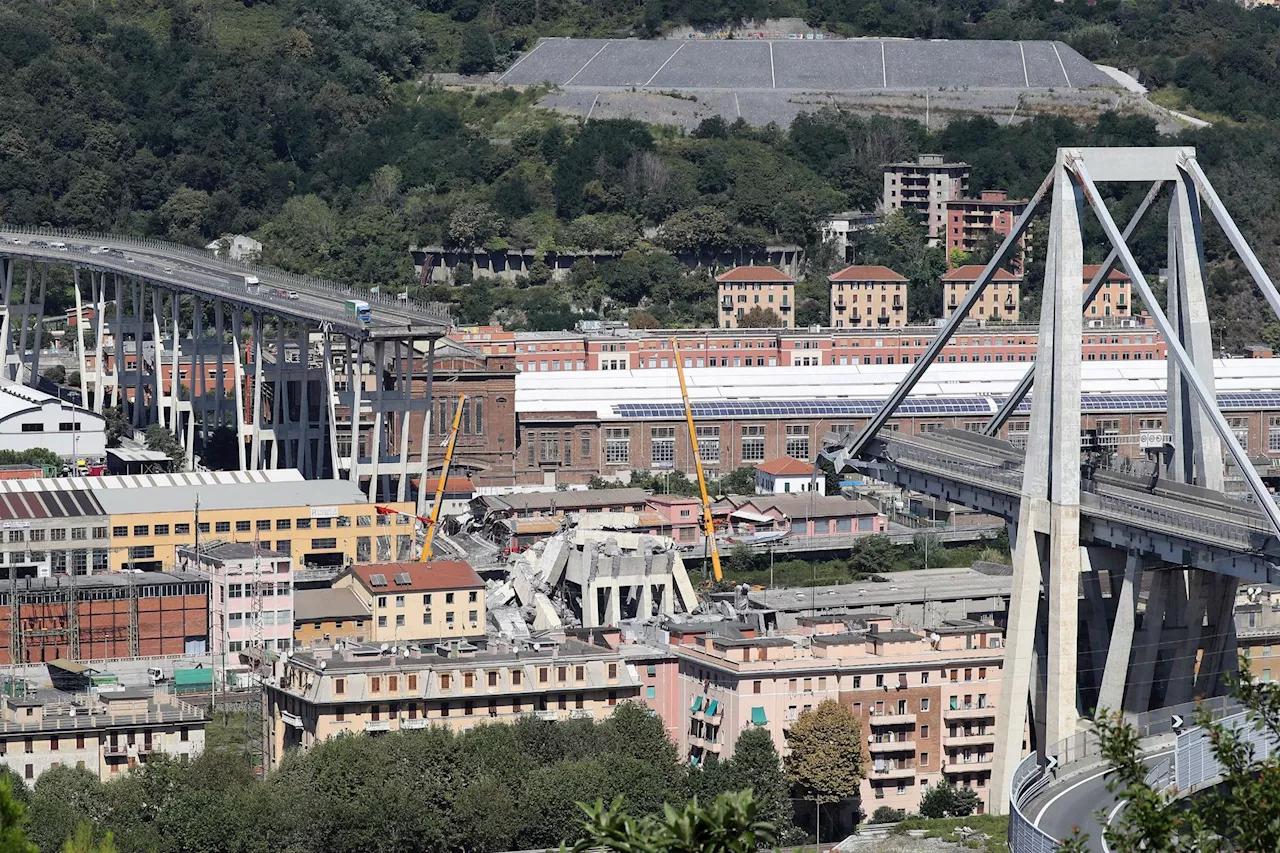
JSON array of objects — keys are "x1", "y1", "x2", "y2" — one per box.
[
  {"x1": 236, "y1": 520, "x2": 251, "y2": 532},
  {"x1": 605, "y1": 428, "x2": 630, "y2": 464},
  {"x1": 312, "y1": 538, "x2": 337, "y2": 549},
  {"x1": 112, "y1": 526, "x2": 127, "y2": 537},
  {"x1": 174, "y1": 524, "x2": 190, "y2": 536},
  {"x1": 132, "y1": 525, "x2": 148, "y2": 537},
  {"x1": 215, "y1": 521, "x2": 231, "y2": 533},
  {"x1": 741, "y1": 425, "x2": 766, "y2": 462},
  {"x1": 651, "y1": 427, "x2": 675, "y2": 467},
  {"x1": 697, "y1": 426, "x2": 720, "y2": 465},
  {"x1": 785, "y1": 425, "x2": 809, "y2": 459}
]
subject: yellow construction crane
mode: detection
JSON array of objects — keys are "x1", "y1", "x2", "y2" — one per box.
[
  {"x1": 670, "y1": 339, "x2": 722, "y2": 582},
  {"x1": 420, "y1": 392, "x2": 466, "y2": 563}
]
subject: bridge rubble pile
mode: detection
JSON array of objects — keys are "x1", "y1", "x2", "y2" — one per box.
[{"x1": 485, "y1": 513, "x2": 702, "y2": 633}]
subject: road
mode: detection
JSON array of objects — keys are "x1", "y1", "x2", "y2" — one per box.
[
  {"x1": 0, "y1": 229, "x2": 451, "y2": 338},
  {"x1": 1026, "y1": 749, "x2": 1173, "y2": 851}
]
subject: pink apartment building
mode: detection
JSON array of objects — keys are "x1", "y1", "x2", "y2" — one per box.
[{"x1": 177, "y1": 542, "x2": 294, "y2": 684}]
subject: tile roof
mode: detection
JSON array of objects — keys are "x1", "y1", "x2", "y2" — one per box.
[
  {"x1": 715, "y1": 266, "x2": 795, "y2": 283},
  {"x1": 294, "y1": 587, "x2": 371, "y2": 622},
  {"x1": 348, "y1": 561, "x2": 483, "y2": 593},
  {"x1": 942, "y1": 265, "x2": 1021, "y2": 282},
  {"x1": 829, "y1": 265, "x2": 908, "y2": 282},
  {"x1": 1083, "y1": 264, "x2": 1130, "y2": 281},
  {"x1": 754, "y1": 457, "x2": 813, "y2": 477}
]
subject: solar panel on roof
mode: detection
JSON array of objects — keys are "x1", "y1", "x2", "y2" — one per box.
[
  {"x1": 394, "y1": 572, "x2": 412, "y2": 585},
  {"x1": 369, "y1": 573, "x2": 387, "y2": 587}
]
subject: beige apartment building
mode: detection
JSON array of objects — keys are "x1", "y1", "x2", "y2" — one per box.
[
  {"x1": 883, "y1": 155, "x2": 970, "y2": 244},
  {"x1": 1083, "y1": 265, "x2": 1131, "y2": 318},
  {"x1": 670, "y1": 615, "x2": 1006, "y2": 814},
  {"x1": 717, "y1": 267, "x2": 796, "y2": 329},
  {"x1": 0, "y1": 688, "x2": 207, "y2": 783},
  {"x1": 942, "y1": 266, "x2": 1021, "y2": 321},
  {"x1": 265, "y1": 632, "x2": 645, "y2": 767},
  {"x1": 333, "y1": 561, "x2": 486, "y2": 644},
  {"x1": 828, "y1": 266, "x2": 909, "y2": 329}
]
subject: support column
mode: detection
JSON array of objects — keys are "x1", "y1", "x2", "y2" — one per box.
[
  {"x1": 322, "y1": 332, "x2": 341, "y2": 481},
  {"x1": 297, "y1": 325, "x2": 312, "y2": 478},
  {"x1": 193, "y1": 297, "x2": 206, "y2": 461},
  {"x1": 73, "y1": 269, "x2": 89, "y2": 406},
  {"x1": 16, "y1": 267, "x2": 33, "y2": 383},
  {"x1": 272, "y1": 321, "x2": 286, "y2": 470},
  {"x1": 251, "y1": 313, "x2": 264, "y2": 469},
  {"x1": 150, "y1": 288, "x2": 163, "y2": 426},
  {"x1": 416, "y1": 339, "x2": 436, "y2": 519},
  {"x1": 29, "y1": 267, "x2": 47, "y2": 384},
  {"x1": 396, "y1": 342, "x2": 413, "y2": 503},
  {"x1": 991, "y1": 155, "x2": 1084, "y2": 812},
  {"x1": 92, "y1": 273, "x2": 107, "y2": 413},
  {"x1": 1193, "y1": 575, "x2": 1240, "y2": 699},
  {"x1": 371, "y1": 341, "x2": 387, "y2": 502},
  {"x1": 168, "y1": 291, "x2": 182, "y2": 435},
  {"x1": 131, "y1": 280, "x2": 144, "y2": 427},
  {"x1": 214, "y1": 302, "x2": 226, "y2": 432},
  {"x1": 0, "y1": 260, "x2": 14, "y2": 382},
  {"x1": 1166, "y1": 171, "x2": 1224, "y2": 491},
  {"x1": 1166, "y1": 569, "x2": 1208, "y2": 705},
  {"x1": 230, "y1": 310, "x2": 248, "y2": 471},
  {"x1": 1126, "y1": 569, "x2": 1171, "y2": 714},
  {"x1": 1097, "y1": 554, "x2": 1141, "y2": 714},
  {"x1": 348, "y1": 338, "x2": 366, "y2": 495}
]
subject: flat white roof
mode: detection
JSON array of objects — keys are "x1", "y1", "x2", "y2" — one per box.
[{"x1": 515, "y1": 359, "x2": 1280, "y2": 418}]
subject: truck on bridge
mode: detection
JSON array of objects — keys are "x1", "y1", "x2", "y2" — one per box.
[{"x1": 344, "y1": 299, "x2": 372, "y2": 328}]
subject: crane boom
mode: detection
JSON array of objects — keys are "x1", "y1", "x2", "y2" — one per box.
[
  {"x1": 670, "y1": 339, "x2": 722, "y2": 582},
  {"x1": 420, "y1": 392, "x2": 466, "y2": 563}
]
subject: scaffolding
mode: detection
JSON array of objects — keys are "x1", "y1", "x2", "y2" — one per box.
[{"x1": 3, "y1": 572, "x2": 141, "y2": 668}]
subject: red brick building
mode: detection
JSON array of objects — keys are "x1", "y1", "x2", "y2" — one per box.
[
  {"x1": 945, "y1": 191, "x2": 1027, "y2": 265},
  {"x1": 0, "y1": 571, "x2": 209, "y2": 665}
]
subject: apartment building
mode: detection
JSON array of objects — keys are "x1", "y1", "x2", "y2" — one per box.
[
  {"x1": 293, "y1": 587, "x2": 372, "y2": 649},
  {"x1": 941, "y1": 266, "x2": 1021, "y2": 321},
  {"x1": 1084, "y1": 265, "x2": 1131, "y2": 318},
  {"x1": 0, "y1": 484, "x2": 111, "y2": 580},
  {"x1": 333, "y1": 561, "x2": 486, "y2": 644},
  {"x1": 669, "y1": 614, "x2": 1005, "y2": 812},
  {"x1": 717, "y1": 267, "x2": 796, "y2": 329},
  {"x1": 0, "y1": 687, "x2": 207, "y2": 783},
  {"x1": 883, "y1": 155, "x2": 969, "y2": 244},
  {"x1": 176, "y1": 543, "x2": 295, "y2": 667},
  {"x1": 944, "y1": 191, "x2": 1027, "y2": 263},
  {"x1": 828, "y1": 266, "x2": 909, "y2": 329},
  {"x1": 265, "y1": 631, "x2": 647, "y2": 768}
]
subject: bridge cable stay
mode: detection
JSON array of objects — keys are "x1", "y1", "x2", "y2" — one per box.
[
  {"x1": 981, "y1": 179, "x2": 1168, "y2": 437},
  {"x1": 1069, "y1": 156, "x2": 1280, "y2": 538},
  {"x1": 821, "y1": 169, "x2": 1056, "y2": 472}
]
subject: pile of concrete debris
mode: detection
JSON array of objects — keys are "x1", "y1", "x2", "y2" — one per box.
[{"x1": 487, "y1": 512, "x2": 702, "y2": 633}]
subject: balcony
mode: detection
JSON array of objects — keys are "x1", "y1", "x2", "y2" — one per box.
[
  {"x1": 870, "y1": 765, "x2": 916, "y2": 780},
  {"x1": 942, "y1": 759, "x2": 992, "y2": 775},
  {"x1": 944, "y1": 732, "x2": 996, "y2": 747},
  {"x1": 943, "y1": 703, "x2": 996, "y2": 721},
  {"x1": 281, "y1": 710, "x2": 303, "y2": 729},
  {"x1": 364, "y1": 719, "x2": 391, "y2": 732},
  {"x1": 104, "y1": 743, "x2": 129, "y2": 756},
  {"x1": 136, "y1": 740, "x2": 156, "y2": 755},
  {"x1": 401, "y1": 717, "x2": 427, "y2": 729},
  {"x1": 868, "y1": 739, "x2": 916, "y2": 754},
  {"x1": 867, "y1": 712, "x2": 916, "y2": 727},
  {"x1": 690, "y1": 734, "x2": 723, "y2": 753},
  {"x1": 834, "y1": 302, "x2": 847, "y2": 312}
]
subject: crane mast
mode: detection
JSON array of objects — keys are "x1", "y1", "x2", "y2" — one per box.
[
  {"x1": 420, "y1": 392, "x2": 466, "y2": 563},
  {"x1": 670, "y1": 339, "x2": 722, "y2": 582}
]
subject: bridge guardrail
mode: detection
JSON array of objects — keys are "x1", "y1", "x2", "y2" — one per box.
[
  {"x1": 1175, "y1": 709, "x2": 1280, "y2": 793},
  {"x1": 0, "y1": 225, "x2": 453, "y2": 326}
]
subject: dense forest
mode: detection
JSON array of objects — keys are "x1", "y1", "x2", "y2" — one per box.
[
  {"x1": 2, "y1": 0, "x2": 1280, "y2": 349},
  {"x1": 3, "y1": 706, "x2": 803, "y2": 853}
]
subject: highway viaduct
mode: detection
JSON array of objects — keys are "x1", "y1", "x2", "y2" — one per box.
[{"x1": 0, "y1": 227, "x2": 453, "y2": 512}]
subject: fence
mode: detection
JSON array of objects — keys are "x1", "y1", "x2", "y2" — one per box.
[{"x1": 1, "y1": 224, "x2": 453, "y2": 327}]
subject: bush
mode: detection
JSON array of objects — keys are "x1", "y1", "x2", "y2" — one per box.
[
  {"x1": 870, "y1": 806, "x2": 906, "y2": 824},
  {"x1": 917, "y1": 781, "x2": 981, "y2": 819}
]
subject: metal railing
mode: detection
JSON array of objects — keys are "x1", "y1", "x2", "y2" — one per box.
[{"x1": 0, "y1": 224, "x2": 453, "y2": 326}]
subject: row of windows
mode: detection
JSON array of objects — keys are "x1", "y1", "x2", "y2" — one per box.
[
  {"x1": 6, "y1": 527, "x2": 107, "y2": 543},
  {"x1": 332, "y1": 662, "x2": 619, "y2": 696},
  {"x1": 111, "y1": 514, "x2": 409, "y2": 539},
  {"x1": 329, "y1": 690, "x2": 611, "y2": 721}
]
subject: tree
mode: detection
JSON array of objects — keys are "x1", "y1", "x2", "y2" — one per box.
[
  {"x1": 42, "y1": 365, "x2": 66, "y2": 385},
  {"x1": 917, "y1": 780, "x2": 980, "y2": 819},
  {"x1": 715, "y1": 467, "x2": 757, "y2": 497},
  {"x1": 1060, "y1": 661, "x2": 1280, "y2": 852},
  {"x1": 0, "y1": 448, "x2": 60, "y2": 469},
  {"x1": 784, "y1": 700, "x2": 865, "y2": 848},
  {"x1": 457, "y1": 24, "x2": 496, "y2": 74},
  {"x1": 201, "y1": 426, "x2": 241, "y2": 471},
  {"x1": 737, "y1": 307, "x2": 784, "y2": 329},
  {"x1": 571, "y1": 791, "x2": 777, "y2": 853},
  {"x1": 102, "y1": 408, "x2": 127, "y2": 449},
  {"x1": 869, "y1": 806, "x2": 905, "y2": 824},
  {"x1": 0, "y1": 776, "x2": 36, "y2": 853},
  {"x1": 848, "y1": 534, "x2": 895, "y2": 576},
  {"x1": 447, "y1": 202, "x2": 504, "y2": 248},
  {"x1": 143, "y1": 424, "x2": 184, "y2": 472},
  {"x1": 59, "y1": 824, "x2": 117, "y2": 853},
  {"x1": 728, "y1": 728, "x2": 801, "y2": 844}
]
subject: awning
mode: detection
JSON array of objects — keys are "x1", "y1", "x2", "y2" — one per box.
[
  {"x1": 751, "y1": 706, "x2": 767, "y2": 726},
  {"x1": 730, "y1": 509, "x2": 776, "y2": 524},
  {"x1": 692, "y1": 696, "x2": 704, "y2": 713},
  {"x1": 707, "y1": 699, "x2": 720, "y2": 716}
]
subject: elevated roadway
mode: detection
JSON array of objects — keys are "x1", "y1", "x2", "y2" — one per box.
[{"x1": 0, "y1": 227, "x2": 451, "y2": 339}]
